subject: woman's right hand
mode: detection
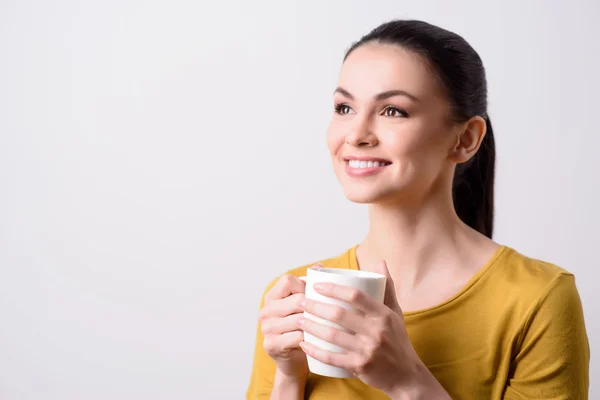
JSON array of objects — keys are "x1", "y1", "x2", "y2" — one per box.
[{"x1": 259, "y1": 274, "x2": 308, "y2": 380}]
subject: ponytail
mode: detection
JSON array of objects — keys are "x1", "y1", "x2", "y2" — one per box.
[{"x1": 452, "y1": 116, "x2": 496, "y2": 238}]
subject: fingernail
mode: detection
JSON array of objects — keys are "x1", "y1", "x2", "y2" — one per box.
[
  {"x1": 297, "y1": 318, "x2": 305, "y2": 327},
  {"x1": 299, "y1": 299, "x2": 306, "y2": 308}
]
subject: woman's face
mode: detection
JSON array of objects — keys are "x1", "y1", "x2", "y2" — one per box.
[{"x1": 326, "y1": 43, "x2": 459, "y2": 205}]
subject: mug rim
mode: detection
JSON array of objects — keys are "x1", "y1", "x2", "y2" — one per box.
[{"x1": 308, "y1": 267, "x2": 385, "y2": 279}]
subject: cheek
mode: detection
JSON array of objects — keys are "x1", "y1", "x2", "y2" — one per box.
[
  {"x1": 384, "y1": 125, "x2": 448, "y2": 178},
  {"x1": 388, "y1": 118, "x2": 447, "y2": 157},
  {"x1": 326, "y1": 122, "x2": 344, "y2": 157},
  {"x1": 385, "y1": 131, "x2": 431, "y2": 159}
]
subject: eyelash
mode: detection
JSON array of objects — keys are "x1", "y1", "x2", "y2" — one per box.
[{"x1": 333, "y1": 103, "x2": 409, "y2": 118}]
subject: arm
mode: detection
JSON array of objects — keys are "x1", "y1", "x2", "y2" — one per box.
[
  {"x1": 388, "y1": 363, "x2": 452, "y2": 400},
  {"x1": 246, "y1": 277, "x2": 308, "y2": 400},
  {"x1": 246, "y1": 285, "x2": 278, "y2": 400},
  {"x1": 269, "y1": 369, "x2": 306, "y2": 400},
  {"x1": 503, "y1": 274, "x2": 590, "y2": 399}
]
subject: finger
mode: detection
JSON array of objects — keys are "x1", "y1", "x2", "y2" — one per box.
[
  {"x1": 374, "y1": 260, "x2": 402, "y2": 313},
  {"x1": 264, "y1": 330, "x2": 304, "y2": 355},
  {"x1": 302, "y1": 300, "x2": 367, "y2": 334},
  {"x1": 261, "y1": 313, "x2": 304, "y2": 335},
  {"x1": 299, "y1": 318, "x2": 362, "y2": 352},
  {"x1": 299, "y1": 340, "x2": 352, "y2": 370},
  {"x1": 313, "y1": 283, "x2": 383, "y2": 315},
  {"x1": 265, "y1": 274, "x2": 306, "y2": 301},
  {"x1": 259, "y1": 293, "x2": 305, "y2": 320}
]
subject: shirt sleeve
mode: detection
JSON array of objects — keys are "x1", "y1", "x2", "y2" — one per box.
[
  {"x1": 503, "y1": 273, "x2": 590, "y2": 399},
  {"x1": 246, "y1": 280, "x2": 279, "y2": 400}
]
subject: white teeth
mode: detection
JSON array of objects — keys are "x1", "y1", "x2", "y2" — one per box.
[{"x1": 348, "y1": 160, "x2": 389, "y2": 169}]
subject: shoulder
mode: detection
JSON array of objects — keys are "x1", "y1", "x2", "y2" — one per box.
[
  {"x1": 494, "y1": 246, "x2": 574, "y2": 290},
  {"x1": 490, "y1": 246, "x2": 581, "y2": 315},
  {"x1": 495, "y1": 248, "x2": 590, "y2": 396},
  {"x1": 479, "y1": 247, "x2": 587, "y2": 356}
]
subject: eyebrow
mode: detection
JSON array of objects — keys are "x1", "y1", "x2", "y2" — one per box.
[{"x1": 334, "y1": 86, "x2": 419, "y2": 103}]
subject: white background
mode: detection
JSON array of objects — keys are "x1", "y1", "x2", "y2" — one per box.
[{"x1": 1, "y1": 1, "x2": 598, "y2": 398}]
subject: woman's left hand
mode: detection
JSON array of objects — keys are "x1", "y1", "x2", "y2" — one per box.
[{"x1": 298, "y1": 261, "x2": 447, "y2": 398}]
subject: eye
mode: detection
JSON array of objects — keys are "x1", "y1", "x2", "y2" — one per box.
[
  {"x1": 381, "y1": 105, "x2": 408, "y2": 118},
  {"x1": 334, "y1": 103, "x2": 354, "y2": 115}
]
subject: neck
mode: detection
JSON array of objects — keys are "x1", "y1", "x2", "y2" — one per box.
[{"x1": 357, "y1": 189, "x2": 472, "y2": 292}]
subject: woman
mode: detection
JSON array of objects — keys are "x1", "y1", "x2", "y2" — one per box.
[{"x1": 246, "y1": 19, "x2": 589, "y2": 399}]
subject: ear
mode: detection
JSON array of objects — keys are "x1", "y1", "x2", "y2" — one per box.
[{"x1": 449, "y1": 115, "x2": 487, "y2": 163}]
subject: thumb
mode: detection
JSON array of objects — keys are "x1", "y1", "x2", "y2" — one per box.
[{"x1": 375, "y1": 260, "x2": 402, "y2": 314}]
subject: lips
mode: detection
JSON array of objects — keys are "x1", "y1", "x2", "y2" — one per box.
[{"x1": 344, "y1": 156, "x2": 392, "y2": 164}]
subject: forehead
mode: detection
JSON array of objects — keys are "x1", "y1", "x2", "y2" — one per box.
[{"x1": 337, "y1": 43, "x2": 442, "y2": 101}]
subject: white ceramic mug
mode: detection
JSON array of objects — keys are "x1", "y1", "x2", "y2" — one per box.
[{"x1": 299, "y1": 267, "x2": 386, "y2": 378}]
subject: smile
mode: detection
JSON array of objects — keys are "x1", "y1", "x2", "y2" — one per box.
[
  {"x1": 344, "y1": 157, "x2": 392, "y2": 177},
  {"x1": 348, "y1": 160, "x2": 391, "y2": 169}
]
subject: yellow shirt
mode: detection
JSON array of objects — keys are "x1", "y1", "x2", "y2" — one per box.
[{"x1": 246, "y1": 245, "x2": 590, "y2": 399}]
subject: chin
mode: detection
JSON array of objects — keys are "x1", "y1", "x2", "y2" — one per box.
[
  {"x1": 341, "y1": 186, "x2": 399, "y2": 204},
  {"x1": 344, "y1": 192, "x2": 374, "y2": 204}
]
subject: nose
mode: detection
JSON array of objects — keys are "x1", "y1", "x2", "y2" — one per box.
[{"x1": 344, "y1": 117, "x2": 378, "y2": 147}]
